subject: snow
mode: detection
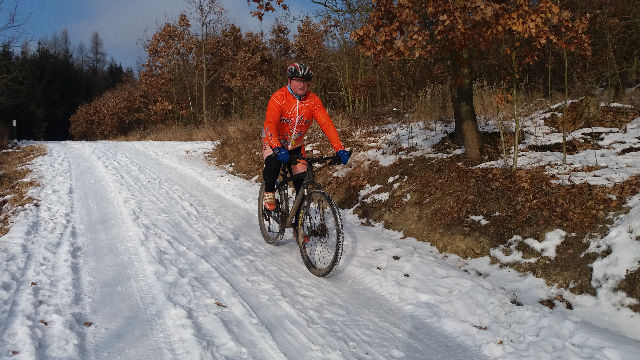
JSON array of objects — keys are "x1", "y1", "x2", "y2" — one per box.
[
  {"x1": 523, "y1": 229, "x2": 566, "y2": 259},
  {"x1": 1, "y1": 139, "x2": 639, "y2": 359},
  {"x1": 469, "y1": 216, "x2": 490, "y2": 225},
  {"x1": 591, "y1": 193, "x2": 640, "y2": 306},
  {"x1": 490, "y1": 236, "x2": 539, "y2": 264},
  {"x1": 477, "y1": 113, "x2": 640, "y2": 186},
  {"x1": 355, "y1": 121, "x2": 459, "y2": 167}
]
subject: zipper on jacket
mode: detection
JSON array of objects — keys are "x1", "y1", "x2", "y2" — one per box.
[
  {"x1": 286, "y1": 84, "x2": 303, "y2": 149},
  {"x1": 290, "y1": 98, "x2": 300, "y2": 148}
]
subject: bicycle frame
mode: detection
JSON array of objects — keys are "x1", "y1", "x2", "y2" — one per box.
[{"x1": 276, "y1": 154, "x2": 337, "y2": 228}]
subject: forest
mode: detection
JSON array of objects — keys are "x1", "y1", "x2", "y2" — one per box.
[
  {"x1": 0, "y1": 0, "x2": 639, "y2": 154},
  {"x1": 0, "y1": 27, "x2": 128, "y2": 141}
]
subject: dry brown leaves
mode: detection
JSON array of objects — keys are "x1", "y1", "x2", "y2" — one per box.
[
  {"x1": 539, "y1": 295, "x2": 573, "y2": 310},
  {"x1": 248, "y1": 0, "x2": 288, "y2": 21},
  {"x1": 70, "y1": 81, "x2": 148, "y2": 140},
  {"x1": 354, "y1": 0, "x2": 590, "y2": 62}
]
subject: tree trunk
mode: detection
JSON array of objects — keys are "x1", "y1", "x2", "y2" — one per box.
[
  {"x1": 201, "y1": 22, "x2": 208, "y2": 125},
  {"x1": 450, "y1": 50, "x2": 482, "y2": 161},
  {"x1": 512, "y1": 50, "x2": 520, "y2": 170}
]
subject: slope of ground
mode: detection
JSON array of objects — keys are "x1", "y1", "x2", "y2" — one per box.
[{"x1": 211, "y1": 99, "x2": 640, "y2": 311}]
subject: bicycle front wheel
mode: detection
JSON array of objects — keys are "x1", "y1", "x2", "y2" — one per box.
[
  {"x1": 258, "y1": 181, "x2": 286, "y2": 245},
  {"x1": 297, "y1": 190, "x2": 344, "y2": 277}
]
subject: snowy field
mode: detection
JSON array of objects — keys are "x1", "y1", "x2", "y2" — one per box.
[{"x1": 0, "y1": 136, "x2": 639, "y2": 359}]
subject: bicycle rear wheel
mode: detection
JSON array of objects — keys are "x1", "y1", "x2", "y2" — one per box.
[
  {"x1": 258, "y1": 181, "x2": 287, "y2": 245},
  {"x1": 297, "y1": 190, "x2": 344, "y2": 277}
]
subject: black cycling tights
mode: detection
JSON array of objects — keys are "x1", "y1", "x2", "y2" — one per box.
[{"x1": 263, "y1": 147, "x2": 305, "y2": 194}]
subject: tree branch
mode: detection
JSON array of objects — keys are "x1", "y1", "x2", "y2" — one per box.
[
  {"x1": 0, "y1": 0, "x2": 26, "y2": 36},
  {"x1": 309, "y1": 0, "x2": 371, "y2": 15}
]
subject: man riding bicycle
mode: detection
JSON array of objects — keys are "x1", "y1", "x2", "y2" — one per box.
[{"x1": 262, "y1": 62, "x2": 350, "y2": 212}]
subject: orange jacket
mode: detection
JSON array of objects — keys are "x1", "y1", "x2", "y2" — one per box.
[{"x1": 263, "y1": 86, "x2": 344, "y2": 152}]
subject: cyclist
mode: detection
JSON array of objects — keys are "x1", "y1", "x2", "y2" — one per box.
[{"x1": 262, "y1": 62, "x2": 350, "y2": 212}]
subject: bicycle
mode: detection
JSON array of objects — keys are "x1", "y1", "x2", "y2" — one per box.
[{"x1": 258, "y1": 151, "x2": 351, "y2": 277}]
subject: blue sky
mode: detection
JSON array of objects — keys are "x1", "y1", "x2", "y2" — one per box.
[{"x1": 11, "y1": 0, "x2": 317, "y2": 70}]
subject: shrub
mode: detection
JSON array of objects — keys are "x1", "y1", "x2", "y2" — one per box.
[{"x1": 70, "y1": 81, "x2": 150, "y2": 140}]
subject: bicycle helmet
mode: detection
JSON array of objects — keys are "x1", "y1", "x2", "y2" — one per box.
[{"x1": 287, "y1": 62, "x2": 313, "y2": 81}]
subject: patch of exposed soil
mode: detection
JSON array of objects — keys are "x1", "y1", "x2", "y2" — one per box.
[
  {"x1": 526, "y1": 138, "x2": 601, "y2": 154},
  {"x1": 434, "y1": 130, "x2": 527, "y2": 160},
  {"x1": 618, "y1": 267, "x2": 640, "y2": 312}
]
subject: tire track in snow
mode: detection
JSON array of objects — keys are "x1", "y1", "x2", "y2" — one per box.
[
  {"x1": 87, "y1": 143, "x2": 287, "y2": 360},
  {"x1": 0, "y1": 144, "x2": 84, "y2": 359},
  {"x1": 60, "y1": 142, "x2": 188, "y2": 360}
]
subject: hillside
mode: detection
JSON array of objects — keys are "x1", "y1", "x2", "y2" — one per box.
[{"x1": 212, "y1": 98, "x2": 640, "y2": 312}]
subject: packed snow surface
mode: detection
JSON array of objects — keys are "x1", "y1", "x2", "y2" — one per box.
[{"x1": 1, "y1": 141, "x2": 639, "y2": 359}]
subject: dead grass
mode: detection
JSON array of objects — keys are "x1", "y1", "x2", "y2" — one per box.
[
  {"x1": 474, "y1": 83, "x2": 570, "y2": 121},
  {"x1": 411, "y1": 83, "x2": 452, "y2": 122},
  {"x1": 206, "y1": 116, "x2": 265, "y2": 177},
  {"x1": 119, "y1": 123, "x2": 221, "y2": 141},
  {"x1": 0, "y1": 145, "x2": 46, "y2": 236},
  {"x1": 541, "y1": 97, "x2": 640, "y2": 133},
  {"x1": 410, "y1": 82, "x2": 570, "y2": 126},
  {"x1": 0, "y1": 126, "x2": 10, "y2": 151}
]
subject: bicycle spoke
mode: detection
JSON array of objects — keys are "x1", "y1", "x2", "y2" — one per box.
[
  {"x1": 258, "y1": 182, "x2": 286, "y2": 245},
  {"x1": 299, "y1": 190, "x2": 343, "y2": 277}
]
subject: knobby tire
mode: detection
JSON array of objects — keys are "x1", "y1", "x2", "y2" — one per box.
[
  {"x1": 258, "y1": 181, "x2": 287, "y2": 245},
  {"x1": 297, "y1": 190, "x2": 344, "y2": 277}
]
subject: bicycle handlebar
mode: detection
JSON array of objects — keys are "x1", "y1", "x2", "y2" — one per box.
[{"x1": 287, "y1": 150, "x2": 353, "y2": 166}]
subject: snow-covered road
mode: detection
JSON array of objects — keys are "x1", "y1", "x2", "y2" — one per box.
[{"x1": 1, "y1": 141, "x2": 639, "y2": 359}]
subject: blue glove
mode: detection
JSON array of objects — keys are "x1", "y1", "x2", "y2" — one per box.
[
  {"x1": 337, "y1": 149, "x2": 350, "y2": 165},
  {"x1": 273, "y1": 147, "x2": 289, "y2": 163}
]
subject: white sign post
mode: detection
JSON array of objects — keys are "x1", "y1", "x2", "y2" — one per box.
[{"x1": 11, "y1": 119, "x2": 17, "y2": 145}]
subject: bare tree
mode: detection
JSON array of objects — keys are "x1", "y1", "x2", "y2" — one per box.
[
  {"x1": 45, "y1": 29, "x2": 70, "y2": 57},
  {"x1": 89, "y1": 31, "x2": 106, "y2": 73},
  {"x1": 75, "y1": 41, "x2": 88, "y2": 70},
  {"x1": 59, "y1": 28, "x2": 72, "y2": 58},
  {"x1": 0, "y1": 0, "x2": 26, "y2": 43},
  {"x1": 1, "y1": 0, "x2": 23, "y2": 107},
  {"x1": 184, "y1": 0, "x2": 226, "y2": 124}
]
